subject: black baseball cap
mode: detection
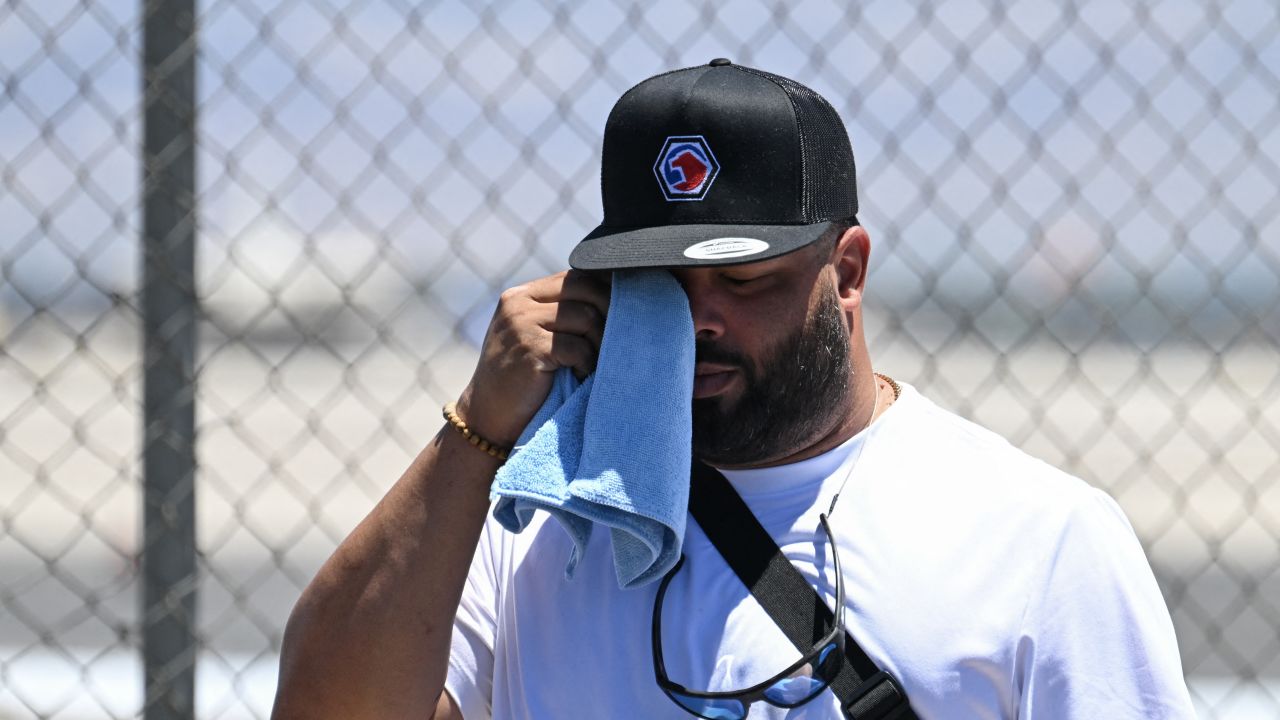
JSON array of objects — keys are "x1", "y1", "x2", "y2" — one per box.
[{"x1": 568, "y1": 58, "x2": 858, "y2": 270}]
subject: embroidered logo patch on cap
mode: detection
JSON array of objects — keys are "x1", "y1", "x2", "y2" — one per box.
[{"x1": 653, "y1": 135, "x2": 719, "y2": 201}]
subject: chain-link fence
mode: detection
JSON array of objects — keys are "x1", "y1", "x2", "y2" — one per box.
[{"x1": 2, "y1": 0, "x2": 1278, "y2": 717}]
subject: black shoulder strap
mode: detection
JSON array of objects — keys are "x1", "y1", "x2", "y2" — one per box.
[{"x1": 689, "y1": 462, "x2": 917, "y2": 720}]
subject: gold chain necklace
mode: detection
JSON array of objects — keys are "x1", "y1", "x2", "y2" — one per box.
[
  {"x1": 873, "y1": 372, "x2": 900, "y2": 401},
  {"x1": 826, "y1": 372, "x2": 899, "y2": 517}
]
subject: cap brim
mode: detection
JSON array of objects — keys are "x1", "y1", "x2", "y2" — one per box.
[{"x1": 568, "y1": 220, "x2": 842, "y2": 270}]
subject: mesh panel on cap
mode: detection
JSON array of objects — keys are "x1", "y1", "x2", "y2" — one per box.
[{"x1": 736, "y1": 67, "x2": 859, "y2": 222}]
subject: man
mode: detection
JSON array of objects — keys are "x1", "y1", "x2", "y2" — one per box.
[{"x1": 273, "y1": 61, "x2": 1195, "y2": 719}]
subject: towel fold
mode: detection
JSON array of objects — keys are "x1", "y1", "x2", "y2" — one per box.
[{"x1": 491, "y1": 270, "x2": 695, "y2": 589}]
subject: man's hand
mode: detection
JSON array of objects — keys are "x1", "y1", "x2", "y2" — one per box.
[{"x1": 457, "y1": 269, "x2": 611, "y2": 445}]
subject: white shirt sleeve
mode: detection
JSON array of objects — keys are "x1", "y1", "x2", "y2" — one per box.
[
  {"x1": 1015, "y1": 487, "x2": 1196, "y2": 719},
  {"x1": 445, "y1": 515, "x2": 503, "y2": 720}
]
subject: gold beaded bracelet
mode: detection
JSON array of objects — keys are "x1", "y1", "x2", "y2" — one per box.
[{"x1": 442, "y1": 401, "x2": 510, "y2": 461}]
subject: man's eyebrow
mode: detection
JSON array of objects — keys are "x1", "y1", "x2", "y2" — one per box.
[
  {"x1": 721, "y1": 264, "x2": 776, "y2": 275},
  {"x1": 727, "y1": 255, "x2": 796, "y2": 273}
]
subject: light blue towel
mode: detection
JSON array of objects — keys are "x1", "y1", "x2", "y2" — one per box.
[{"x1": 491, "y1": 270, "x2": 694, "y2": 589}]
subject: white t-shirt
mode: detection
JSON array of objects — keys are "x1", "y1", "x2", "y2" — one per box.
[{"x1": 446, "y1": 384, "x2": 1195, "y2": 719}]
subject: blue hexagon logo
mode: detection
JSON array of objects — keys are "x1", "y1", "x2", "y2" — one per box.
[{"x1": 653, "y1": 135, "x2": 720, "y2": 201}]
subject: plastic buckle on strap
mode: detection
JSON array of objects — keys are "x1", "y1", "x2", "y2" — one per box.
[{"x1": 842, "y1": 671, "x2": 910, "y2": 720}]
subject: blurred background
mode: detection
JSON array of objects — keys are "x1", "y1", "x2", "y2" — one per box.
[{"x1": 1, "y1": 0, "x2": 1277, "y2": 718}]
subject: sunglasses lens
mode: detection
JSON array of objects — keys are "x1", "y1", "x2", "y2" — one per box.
[
  {"x1": 668, "y1": 691, "x2": 746, "y2": 720},
  {"x1": 761, "y1": 641, "x2": 841, "y2": 706},
  {"x1": 816, "y1": 640, "x2": 843, "y2": 678}
]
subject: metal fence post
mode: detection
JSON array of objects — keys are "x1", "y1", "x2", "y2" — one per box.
[{"x1": 141, "y1": 0, "x2": 198, "y2": 717}]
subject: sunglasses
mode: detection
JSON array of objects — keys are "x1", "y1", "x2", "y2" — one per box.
[{"x1": 651, "y1": 513, "x2": 846, "y2": 719}]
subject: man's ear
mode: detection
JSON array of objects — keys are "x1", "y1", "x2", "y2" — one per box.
[{"x1": 833, "y1": 225, "x2": 871, "y2": 309}]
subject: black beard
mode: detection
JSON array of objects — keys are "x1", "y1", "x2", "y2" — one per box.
[{"x1": 691, "y1": 279, "x2": 852, "y2": 465}]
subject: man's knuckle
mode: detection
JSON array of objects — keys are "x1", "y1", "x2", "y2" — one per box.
[
  {"x1": 498, "y1": 285, "x2": 527, "y2": 306},
  {"x1": 554, "y1": 336, "x2": 586, "y2": 362},
  {"x1": 578, "y1": 302, "x2": 601, "y2": 325}
]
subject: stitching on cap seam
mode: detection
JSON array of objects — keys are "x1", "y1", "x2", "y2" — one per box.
[
  {"x1": 733, "y1": 65, "x2": 809, "y2": 219},
  {"x1": 683, "y1": 65, "x2": 714, "y2": 128}
]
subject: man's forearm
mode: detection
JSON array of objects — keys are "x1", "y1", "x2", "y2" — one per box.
[
  {"x1": 272, "y1": 269, "x2": 609, "y2": 718},
  {"x1": 272, "y1": 425, "x2": 497, "y2": 719}
]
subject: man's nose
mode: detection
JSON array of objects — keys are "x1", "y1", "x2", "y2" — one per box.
[{"x1": 671, "y1": 270, "x2": 725, "y2": 340}]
